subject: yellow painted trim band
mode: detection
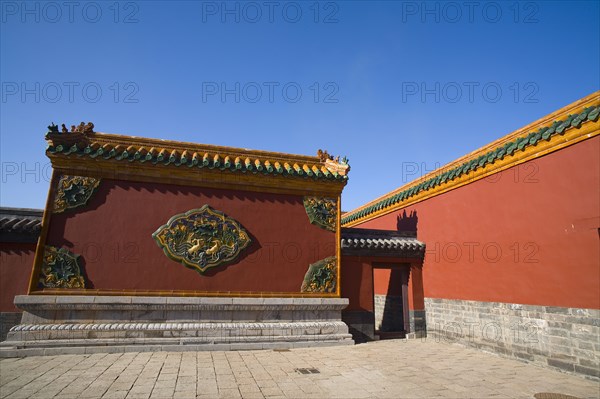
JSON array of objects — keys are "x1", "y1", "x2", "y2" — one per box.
[
  {"x1": 29, "y1": 289, "x2": 340, "y2": 298},
  {"x1": 343, "y1": 92, "x2": 600, "y2": 227}
]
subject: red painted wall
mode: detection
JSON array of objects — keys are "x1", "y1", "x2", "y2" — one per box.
[
  {"x1": 354, "y1": 137, "x2": 600, "y2": 309},
  {"x1": 44, "y1": 179, "x2": 336, "y2": 293},
  {"x1": 341, "y1": 256, "x2": 373, "y2": 311},
  {"x1": 373, "y1": 268, "x2": 403, "y2": 296},
  {"x1": 0, "y1": 243, "x2": 35, "y2": 312}
]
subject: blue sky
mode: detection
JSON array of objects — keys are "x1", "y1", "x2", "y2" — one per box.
[{"x1": 1, "y1": 0, "x2": 599, "y2": 211}]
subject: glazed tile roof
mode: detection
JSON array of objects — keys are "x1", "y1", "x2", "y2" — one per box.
[
  {"x1": 342, "y1": 104, "x2": 599, "y2": 225},
  {"x1": 45, "y1": 126, "x2": 350, "y2": 183},
  {"x1": 341, "y1": 228, "x2": 425, "y2": 258},
  {"x1": 0, "y1": 207, "x2": 43, "y2": 243}
]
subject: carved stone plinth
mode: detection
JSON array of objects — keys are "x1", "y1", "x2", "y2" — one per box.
[{"x1": 0, "y1": 296, "x2": 353, "y2": 357}]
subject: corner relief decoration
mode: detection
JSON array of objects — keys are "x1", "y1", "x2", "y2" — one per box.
[
  {"x1": 53, "y1": 175, "x2": 101, "y2": 213},
  {"x1": 152, "y1": 205, "x2": 252, "y2": 274},
  {"x1": 40, "y1": 246, "x2": 86, "y2": 289},
  {"x1": 301, "y1": 256, "x2": 337, "y2": 293},
  {"x1": 303, "y1": 197, "x2": 337, "y2": 232}
]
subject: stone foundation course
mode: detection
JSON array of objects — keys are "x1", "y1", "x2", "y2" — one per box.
[
  {"x1": 0, "y1": 295, "x2": 353, "y2": 357},
  {"x1": 424, "y1": 298, "x2": 600, "y2": 380}
]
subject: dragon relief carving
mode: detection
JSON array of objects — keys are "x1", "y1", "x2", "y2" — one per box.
[{"x1": 152, "y1": 205, "x2": 252, "y2": 274}]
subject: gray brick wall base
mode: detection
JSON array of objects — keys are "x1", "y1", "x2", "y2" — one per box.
[
  {"x1": 342, "y1": 311, "x2": 375, "y2": 343},
  {"x1": 407, "y1": 310, "x2": 426, "y2": 339},
  {"x1": 424, "y1": 298, "x2": 600, "y2": 380},
  {"x1": 0, "y1": 313, "x2": 22, "y2": 342},
  {"x1": 374, "y1": 294, "x2": 404, "y2": 332}
]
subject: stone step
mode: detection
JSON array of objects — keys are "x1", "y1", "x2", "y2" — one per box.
[
  {"x1": 0, "y1": 339, "x2": 354, "y2": 358},
  {"x1": 2, "y1": 329, "x2": 353, "y2": 348}
]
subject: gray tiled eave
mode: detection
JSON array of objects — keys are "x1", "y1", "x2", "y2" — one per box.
[
  {"x1": 341, "y1": 228, "x2": 425, "y2": 258},
  {"x1": 0, "y1": 207, "x2": 43, "y2": 243}
]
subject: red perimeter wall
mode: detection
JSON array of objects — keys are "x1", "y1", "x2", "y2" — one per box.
[
  {"x1": 0, "y1": 243, "x2": 36, "y2": 311},
  {"x1": 353, "y1": 137, "x2": 600, "y2": 309},
  {"x1": 44, "y1": 179, "x2": 336, "y2": 293},
  {"x1": 373, "y1": 268, "x2": 403, "y2": 296}
]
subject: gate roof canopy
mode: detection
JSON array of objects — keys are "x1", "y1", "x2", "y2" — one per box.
[{"x1": 341, "y1": 228, "x2": 425, "y2": 258}]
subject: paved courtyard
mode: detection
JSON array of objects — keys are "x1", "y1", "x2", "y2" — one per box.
[{"x1": 0, "y1": 340, "x2": 598, "y2": 399}]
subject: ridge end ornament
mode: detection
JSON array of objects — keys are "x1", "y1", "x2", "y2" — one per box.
[{"x1": 152, "y1": 205, "x2": 252, "y2": 274}]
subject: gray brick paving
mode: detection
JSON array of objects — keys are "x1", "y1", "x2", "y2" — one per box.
[{"x1": 0, "y1": 340, "x2": 598, "y2": 399}]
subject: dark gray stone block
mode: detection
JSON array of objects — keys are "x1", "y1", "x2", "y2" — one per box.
[
  {"x1": 514, "y1": 351, "x2": 534, "y2": 361},
  {"x1": 545, "y1": 306, "x2": 571, "y2": 314},
  {"x1": 0, "y1": 313, "x2": 22, "y2": 342},
  {"x1": 574, "y1": 365, "x2": 600, "y2": 378},
  {"x1": 342, "y1": 311, "x2": 375, "y2": 343},
  {"x1": 547, "y1": 359, "x2": 575, "y2": 372}
]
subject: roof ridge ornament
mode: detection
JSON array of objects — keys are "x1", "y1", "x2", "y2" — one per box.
[
  {"x1": 46, "y1": 121, "x2": 95, "y2": 147},
  {"x1": 317, "y1": 149, "x2": 350, "y2": 176},
  {"x1": 70, "y1": 122, "x2": 94, "y2": 134},
  {"x1": 47, "y1": 121, "x2": 94, "y2": 135}
]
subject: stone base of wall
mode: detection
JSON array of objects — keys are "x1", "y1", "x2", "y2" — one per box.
[
  {"x1": 342, "y1": 311, "x2": 375, "y2": 342},
  {"x1": 407, "y1": 310, "x2": 426, "y2": 339},
  {"x1": 0, "y1": 312, "x2": 22, "y2": 342},
  {"x1": 424, "y1": 298, "x2": 600, "y2": 380},
  {"x1": 374, "y1": 294, "x2": 404, "y2": 332},
  {"x1": 0, "y1": 296, "x2": 354, "y2": 357}
]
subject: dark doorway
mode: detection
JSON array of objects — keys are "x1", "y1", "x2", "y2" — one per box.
[{"x1": 372, "y1": 264, "x2": 410, "y2": 339}]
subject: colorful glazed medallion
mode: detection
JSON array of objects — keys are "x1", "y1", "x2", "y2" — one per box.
[
  {"x1": 301, "y1": 256, "x2": 337, "y2": 293},
  {"x1": 53, "y1": 175, "x2": 101, "y2": 213},
  {"x1": 39, "y1": 246, "x2": 86, "y2": 289},
  {"x1": 152, "y1": 205, "x2": 252, "y2": 274},
  {"x1": 303, "y1": 197, "x2": 337, "y2": 232}
]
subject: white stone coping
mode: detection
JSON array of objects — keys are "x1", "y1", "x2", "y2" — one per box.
[{"x1": 14, "y1": 295, "x2": 349, "y2": 310}]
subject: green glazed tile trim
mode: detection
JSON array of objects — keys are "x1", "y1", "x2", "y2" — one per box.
[
  {"x1": 46, "y1": 141, "x2": 349, "y2": 184},
  {"x1": 342, "y1": 106, "x2": 599, "y2": 225}
]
